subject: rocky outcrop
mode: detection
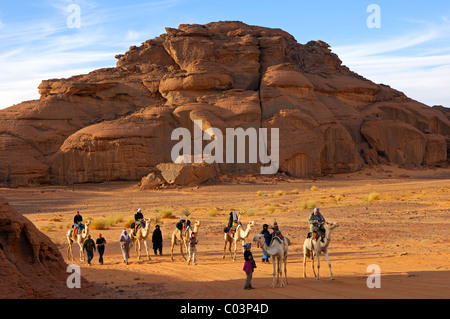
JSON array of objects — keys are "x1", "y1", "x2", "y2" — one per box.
[
  {"x1": 0, "y1": 197, "x2": 101, "y2": 298},
  {"x1": 0, "y1": 21, "x2": 449, "y2": 186}
]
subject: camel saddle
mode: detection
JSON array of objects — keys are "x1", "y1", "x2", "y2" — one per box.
[
  {"x1": 270, "y1": 231, "x2": 284, "y2": 245},
  {"x1": 307, "y1": 231, "x2": 324, "y2": 241},
  {"x1": 229, "y1": 220, "x2": 239, "y2": 235}
]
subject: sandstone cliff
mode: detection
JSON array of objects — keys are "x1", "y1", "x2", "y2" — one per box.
[{"x1": 0, "y1": 21, "x2": 449, "y2": 186}]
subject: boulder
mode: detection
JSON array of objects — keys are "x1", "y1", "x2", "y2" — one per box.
[{"x1": 156, "y1": 162, "x2": 218, "y2": 186}]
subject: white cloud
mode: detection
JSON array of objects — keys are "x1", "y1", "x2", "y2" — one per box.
[{"x1": 332, "y1": 20, "x2": 450, "y2": 107}]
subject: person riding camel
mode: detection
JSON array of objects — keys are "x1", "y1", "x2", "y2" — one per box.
[
  {"x1": 225, "y1": 210, "x2": 239, "y2": 234},
  {"x1": 73, "y1": 210, "x2": 84, "y2": 239},
  {"x1": 270, "y1": 220, "x2": 283, "y2": 242},
  {"x1": 134, "y1": 208, "x2": 145, "y2": 234},
  {"x1": 177, "y1": 215, "x2": 191, "y2": 238},
  {"x1": 308, "y1": 207, "x2": 326, "y2": 242}
]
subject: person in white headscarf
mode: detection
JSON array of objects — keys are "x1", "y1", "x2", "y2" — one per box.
[{"x1": 119, "y1": 229, "x2": 133, "y2": 264}]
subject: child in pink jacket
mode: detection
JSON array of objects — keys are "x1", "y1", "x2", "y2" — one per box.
[{"x1": 243, "y1": 243, "x2": 257, "y2": 289}]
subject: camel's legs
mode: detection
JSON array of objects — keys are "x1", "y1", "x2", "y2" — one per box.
[
  {"x1": 303, "y1": 247, "x2": 308, "y2": 278},
  {"x1": 311, "y1": 249, "x2": 317, "y2": 278},
  {"x1": 222, "y1": 239, "x2": 227, "y2": 259},
  {"x1": 316, "y1": 249, "x2": 321, "y2": 280},
  {"x1": 278, "y1": 258, "x2": 284, "y2": 287},
  {"x1": 180, "y1": 238, "x2": 187, "y2": 261},
  {"x1": 78, "y1": 242, "x2": 85, "y2": 262},
  {"x1": 135, "y1": 240, "x2": 141, "y2": 259},
  {"x1": 170, "y1": 236, "x2": 176, "y2": 261},
  {"x1": 324, "y1": 250, "x2": 334, "y2": 280},
  {"x1": 143, "y1": 240, "x2": 151, "y2": 260},
  {"x1": 283, "y1": 255, "x2": 288, "y2": 286},
  {"x1": 67, "y1": 242, "x2": 74, "y2": 261},
  {"x1": 233, "y1": 240, "x2": 237, "y2": 261},
  {"x1": 228, "y1": 240, "x2": 233, "y2": 259},
  {"x1": 271, "y1": 257, "x2": 277, "y2": 288}
]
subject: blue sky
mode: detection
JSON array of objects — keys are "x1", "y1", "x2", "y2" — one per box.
[{"x1": 1, "y1": 0, "x2": 450, "y2": 109}]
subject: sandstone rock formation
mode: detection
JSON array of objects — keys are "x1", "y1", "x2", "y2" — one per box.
[
  {"x1": 0, "y1": 21, "x2": 449, "y2": 187},
  {"x1": 0, "y1": 197, "x2": 101, "y2": 298}
]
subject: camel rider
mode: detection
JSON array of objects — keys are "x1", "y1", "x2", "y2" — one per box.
[
  {"x1": 270, "y1": 221, "x2": 283, "y2": 241},
  {"x1": 308, "y1": 207, "x2": 325, "y2": 242},
  {"x1": 134, "y1": 208, "x2": 145, "y2": 233},
  {"x1": 178, "y1": 215, "x2": 191, "y2": 234},
  {"x1": 73, "y1": 211, "x2": 84, "y2": 237},
  {"x1": 225, "y1": 210, "x2": 238, "y2": 233}
]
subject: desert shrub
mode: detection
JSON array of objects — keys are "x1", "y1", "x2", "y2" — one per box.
[
  {"x1": 274, "y1": 190, "x2": 284, "y2": 196},
  {"x1": 41, "y1": 224, "x2": 56, "y2": 232},
  {"x1": 91, "y1": 219, "x2": 109, "y2": 230},
  {"x1": 366, "y1": 192, "x2": 380, "y2": 203},
  {"x1": 257, "y1": 191, "x2": 263, "y2": 197},
  {"x1": 265, "y1": 205, "x2": 276, "y2": 213},
  {"x1": 160, "y1": 209, "x2": 174, "y2": 219},
  {"x1": 290, "y1": 189, "x2": 300, "y2": 195},
  {"x1": 300, "y1": 201, "x2": 317, "y2": 210},
  {"x1": 124, "y1": 218, "x2": 134, "y2": 228},
  {"x1": 311, "y1": 185, "x2": 318, "y2": 192},
  {"x1": 208, "y1": 208, "x2": 218, "y2": 217}
]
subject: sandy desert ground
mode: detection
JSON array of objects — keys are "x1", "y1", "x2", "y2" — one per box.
[{"x1": 1, "y1": 165, "x2": 449, "y2": 299}]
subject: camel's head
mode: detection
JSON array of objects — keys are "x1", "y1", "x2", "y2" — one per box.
[
  {"x1": 248, "y1": 221, "x2": 255, "y2": 228},
  {"x1": 252, "y1": 234, "x2": 265, "y2": 247},
  {"x1": 326, "y1": 221, "x2": 339, "y2": 230},
  {"x1": 193, "y1": 220, "x2": 201, "y2": 232},
  {"x1": 85, "y1": 220, "x2": 91, "y2": 226}
]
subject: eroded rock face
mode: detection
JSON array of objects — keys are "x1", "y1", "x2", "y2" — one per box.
[
  {"x1": 0, "y1": 197, "x2": 100, "y2": 298},
  {"x1": 0, "y1": 21, "x2": 449, "y2": 186}
]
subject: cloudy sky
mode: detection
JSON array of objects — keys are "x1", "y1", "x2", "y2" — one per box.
[{"x1": 0, "y1": 0, "x2": 449, "y2": 109}]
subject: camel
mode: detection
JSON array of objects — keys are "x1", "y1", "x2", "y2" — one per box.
[
  {"x1": 253, "y1": 233, "x2": 290, "y2": 288},
  {"x1": 66, "y1": 220, "x2": 91, "y2": 261},
  {"x1": 223, "y1": 220, "x2": 256, "y2": 261},
  {"x1": 130, "y1": 218, "x2": 152, "y2": 260},
  {"x1": 303, "y1": 221, "x2": 340, "y2": 280},
  {"x1": 170, "y1": 220, "x2": 200, "y2": 261}
]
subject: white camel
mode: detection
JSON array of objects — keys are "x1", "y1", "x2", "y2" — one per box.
[
  {"x1": 253, "y1": 233, "x2": 290, "y2": 288},
  {"x1": 171, "y1": 220, "x2": 201, "y2": 261},
  {"x1": 66, "y1": 220, "x2": 91, "y2": 261},
  {"x1": 303, "y1": 221, "x2": 339, "y2": 280},
  {"x1": 130, "y1": 218, "x2": 152, "y2": 260},
  {"x1": 223, "y1": 220, "x2": 256, "y2": 261}
]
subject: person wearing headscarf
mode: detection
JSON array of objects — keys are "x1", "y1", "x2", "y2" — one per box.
[
  {"x1": 308, "y1": 207, "x2": 326, "y2": 242},
  {"x1": 119, "y1": 229, "x2": 133, "y2": 265},
  {"x1": 134, "y1": 208, "x2": 145, "y2": 234},
  {"x1": 260, "y1": 224, "x2": 271, "y2": 264},
  {"x1": 152, "y1": 225, "x2": 163, "y2": 255}
]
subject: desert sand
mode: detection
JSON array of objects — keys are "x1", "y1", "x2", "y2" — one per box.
[{"x1": 1, "y1": 165, "x2": 449, "y2": 299}]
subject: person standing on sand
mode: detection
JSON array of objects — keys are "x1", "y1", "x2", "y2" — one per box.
[
  {"x1": 82, "y1": 234, "x2": 96, "y2": 266},
  {"x1": 96, "y1": 233, "x2": 106, "y2": 265},
  {"x1": 187, "y1": 232, "x2": 198, "y2": 265},
  {"x1": 119, "y1": 229, "x2": 133, "y2": 265},
  {"x1": 152, "y1": 225, "x2": 163, "y2": 255},
  {"x1": 243, "y1": 243, "x2": 256, "y2": 290},
  {"x1": 261, "y1": 224, "x2": 271, "y2": 264}
]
